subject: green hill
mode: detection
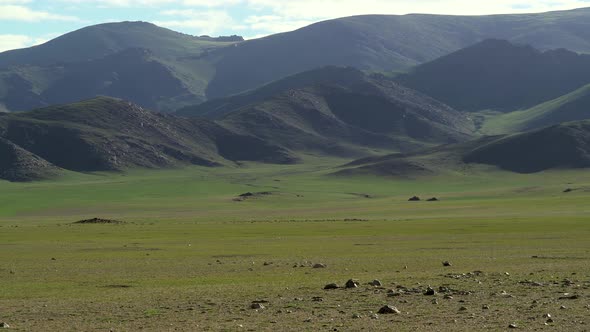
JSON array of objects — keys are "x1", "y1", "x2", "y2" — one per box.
[
  {"x1": 398, "y1": 39, "x2": 590, "y2": 112},
  {"x1": 481, "y1": 84, "x2": 590, "y2": 134},
  {"x1": 0, "y1": 22, "x2": 238, "y2": 112},
  {"x1": 338, "y1": 120, "x2": 590, "y2": 176},
  {"x1": 182, "y1": 67, "x2": 475, "y2": 156}
]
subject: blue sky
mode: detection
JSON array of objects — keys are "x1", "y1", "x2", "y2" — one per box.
[{"x1": 1, "y1": 0, "x2": 590, "y2": 52}]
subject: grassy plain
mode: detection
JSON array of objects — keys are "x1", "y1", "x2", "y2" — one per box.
[{"x1": 1, "y1": 158, "x2": 589, "y2": 331}]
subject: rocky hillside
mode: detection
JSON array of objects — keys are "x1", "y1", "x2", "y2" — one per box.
[{"x1": 0, "y1": 97, "x2": 295, "y2": 181}]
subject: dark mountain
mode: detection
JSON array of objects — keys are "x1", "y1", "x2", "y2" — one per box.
[
  {"x1": 338, "y1": 120, "x2": 590, "y2": 176},
  {"x1": 398, "y1": 39, "x2": 590, "y2": 112},
  {"x1": 3, "y1": 8, "x2": 590, "y2": 111},
  {"x1": 0, "y1": 97, "x2": 295, "y2": 181},
  {"x1": 183, "y1": 67, "x2": 475, "y2": 157},
  {"x1": 206, "y1": 8, "x2": 590, "y2": 98}
]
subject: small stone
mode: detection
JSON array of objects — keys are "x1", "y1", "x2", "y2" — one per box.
[
  {"x1": 324, "y1": 283, "x2": 339, "y2": 290},
  {"x1": 312, "y1": 297, "x2": 323, "y2": 302},
  {"x1": 543, "y1": 314, "x2": 552, "y2": 319},
  {"x1": 352, "y1": 313, "x2": 362, "y2": 319},
  {"x1": 482, "y1": 305, "x2": 490, "y2": 310},
  {"x1": 442, "y1": 261, "x2": 452, "y2": 267},
  {"x1": 560, "y1": 305, "x2": 567, "y2": 310},
  {"x1": 424, "y1": 287, "x2": 436, "y2": 296},
  {"x1": 345, "y1": 279, "x2": 360, "y2": 289},
  {"x1": 313, "y1": 263, "x2": 327, "y2": 269},
  {"x1": 378, "y1": 305, "x2": 400, "y2": 314},
  {"x1": 459, "y1": 306, "x2": 468, "y2": 311},
  {"x1": 408, "y1": 196, "x2": 421, "y2": 201},
  {"x1": 0, "y1": 323, "x2": 9, "y2": 328},
  {"x1": 251, "y1": 303, "x2": 265, "y2": 310},
  {"x1": 546, "y1": 318, "x2": 554, "y2": 323},
  {"x1": 508, "y1": 323, "x2": 517, "y2": 329},
  {"x1": 263, "y1": 262, "x2": 272, "y2": 266},
  {"x1": 370, "y1": 314, "x2": 379, "y2": 320},
  {"x1": 369, "y1": 280, "x2": 382, "y2": 287},
  {"x1": 432, "y1": 299, "x2": 439, "y2": 304},
  {"x1": 444, "y1": 295, "x2": 454, "y2": 300}
]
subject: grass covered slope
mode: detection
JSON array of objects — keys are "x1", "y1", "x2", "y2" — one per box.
[
  {"x1": 338, "y1": 120, "x2": 590, "y2": 176},
  {"x1": 464, "y1": 121, "x2": 590, "y2": 173},
  {"x1": 0, "y1": 22, "x2": 238, "y2": 112},
  {"x1": 398, "y1": 39, "x2": 590, "y2": 112},
  {"x1": 481, "y1": 84, "x2": 590, "y2": 134},
  {"x1": 184, "y1": 67, "x2": 475, "y2": 157},
  {"x1": 0, "y1": 97, "x2": 295, "y2": 181}
]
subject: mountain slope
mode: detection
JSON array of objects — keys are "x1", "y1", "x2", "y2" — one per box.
[
  {"x1": 337, "y1": 120, "x2": 590, "y2": 176},
  {"x1": 0, "y1": 137, "x2": 58, "y2": 181},
  {"x1": 464, "y1": 121, "x2": 590, "y2": 173},
  {"x1": 207, "y1": 8, "x2": 590, "y2": 98},
  {"x1": 481, "y1": 84, "x2": 590, "y2": 134},
  {"x1": 0, "y1": 97, "x2": 295, "y2": 180},
  {"x1": 184, "y1": 67, "x2": 475, "y2": 156},
  {"x1": 398, "y1": 39, "x2": 590, "y2": 112}
]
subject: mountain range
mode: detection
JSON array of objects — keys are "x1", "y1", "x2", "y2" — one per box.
[
  {"x1": 2, "y1": 8, "x2": 590, "y2": 112},
  {"x1": 2, "y1": 8, "x2": 590, "y2": 181}
]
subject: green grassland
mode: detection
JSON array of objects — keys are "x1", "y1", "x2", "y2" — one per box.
[{"x1": 1, "y1": 158, "x2": 590, "y2": 331}]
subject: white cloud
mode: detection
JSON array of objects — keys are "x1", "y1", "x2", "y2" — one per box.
[
  {"x1": 0, "y1": 5, "x2": 79, "y2": 21},
  {"x1": 246, "y1": 0, "x2": 590, "y2": 19},
  {"x1": 155, "y1": 9, "x2": 235, "y2": 35},
  {"x1": 0, "y1": 33, "x2": 53, "y2": 52}
]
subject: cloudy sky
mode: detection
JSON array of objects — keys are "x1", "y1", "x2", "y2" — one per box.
[{"x1": 1, "y1": 0, "x2": 589, "y2": 52}]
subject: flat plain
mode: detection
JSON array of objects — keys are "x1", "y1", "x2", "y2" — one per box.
[{"x1": 1, "y1": 158, "x2": 589, "y2": 331}]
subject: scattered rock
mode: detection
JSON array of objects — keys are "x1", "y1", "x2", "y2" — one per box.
[
  {"x1": 370, "y1": 314, "x2": 379, "y2": 320},
  {"x1": 563, "y1": 188, "x2": 573, "y2": 193},
  {"x1": 432, "y1": 299, "x2": 439, "y2": 304},
  {"x1": 482, "y1": 305, "x2": 490, "y2": 310},
  {"x1": 444, "y1": 294, "x2": 454, "y2": 300},
  {"x1": 352, "y1": 313, "x2": 362, "y2": 319},
  {"x1": 263, "y1": 262, "x2": 273, "y2": 266},
  {"x1": 508, "y1": 323, "x2": 518, "y2": 329},
  {"x1": 369, "y1": 279, "x2": 382, "y2": 287},
  {"x1": 74, "y1": 217, "x2": 124, "y2": 224},
  {"x1": 408, "y1": 196, "x2": 421, "y2": 201},
  {"x1": 251, "y1": 303, "x2": 265, "y2": 310},
  {"x1": 345, "y1": 279, "x2": 360, "y2": 289},
  {"x1": 427, "y1": 197, "x2": 439, "y2": 201},
  {"x1": 424, "y1": 287, "x2": 436, "y2": 296},
  {"x1": 313, "y1": 263, "x2": 327, "y2": 269},
  {"x1": 312, "y1": 297, "x2": 323, "y2": 302},
  {"x1": 0, "y1": 322, "x2": 9, "y2": 328},
  {"x1": 442, "y1": 261, "x2": 452, "y2": 267},
  {"x1": 560, "y1": 305, "x2": 567, "y2": 310},
  {"x1": 459, "y1": 306, "x2": 468, "y2": 311},
  {"x1": 324, "y1": 283, "x2": 339, "y2": 290},
  {"x1": 377, "y1": 305, "x2": 400, "y2": 314}
]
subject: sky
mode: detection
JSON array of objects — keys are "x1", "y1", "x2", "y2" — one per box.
[{"x1": 1, "y1": 0, "x2": 590, "y2": 52}]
